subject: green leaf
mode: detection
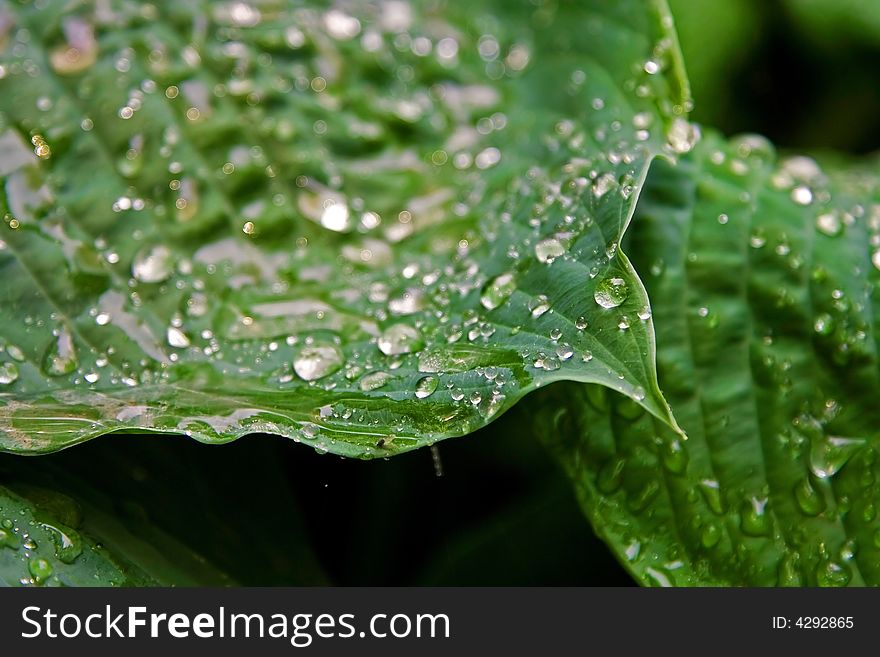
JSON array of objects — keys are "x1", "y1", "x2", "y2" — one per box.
[
  {"x1": 535, "y1": 130, "x2": 880, "y2": 586},
  {"x1": 0, "y1": 475, "x2": 234, "y2": 586},
  {"x1": 0, "y1": 0, "x2": 688, "y2": 456}
]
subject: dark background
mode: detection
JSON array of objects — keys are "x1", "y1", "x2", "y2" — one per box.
[{"x1": 8, "y1": 0, "x2": 880, "y2": 586}]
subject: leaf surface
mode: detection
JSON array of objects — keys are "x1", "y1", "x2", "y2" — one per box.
[{"x1": 0, "y1": 0, "x2": 689, "y2": 456}]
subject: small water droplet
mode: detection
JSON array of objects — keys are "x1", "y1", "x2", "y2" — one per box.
[
  {"x1": 815, "y1": 560, "x2": 851, "y2": 587},
  {"x1": 699, "y1": 479, "x2": 724, "y2": 515},
  {"x1": 0, "y1": 362, "x2": 19, "y2": 385},
  {"x1": 793, "y1": 477, "x2": 825, "y2": 516},
  {"x1": 666, "y1": 117, "x2": 700, "y2": 154},
  {"x1": 528, "y1": 295, "x2": 551, "y2": 318},
  {"x1": 740, "y1": 497, "x2": 772, "y2": 537},
  {"x1": 42, "y1": 328, "x2": 77, "y2": 376},
  {"x1": 378, "y1": 324, "x2": 423, "y2": 356},
  {"x1": 816, "y1": 211, "x2": 842, "y2": 236},
  {"x1": 700, "y1": 522, "x2": 721, "y2": 549},
  {"x1": 791, "y1": 185, "x2": 813, "y2": 206},
  {"x1": 293, "y1": 344, "x2": 343, "y2": 381},
  {"x1": 661, "y1": 439, "x2": 688, "y2": 475}
]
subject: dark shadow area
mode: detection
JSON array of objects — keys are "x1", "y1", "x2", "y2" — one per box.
[{"x1": 4, "y1": 405, "x2": 631, "y2": 586}]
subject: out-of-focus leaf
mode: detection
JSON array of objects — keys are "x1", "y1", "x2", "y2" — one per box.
[
  {"x1": 0, "y1": 476, "x2": 234, "y2": 586},
  {"x1": 0, "y1": 0, "x2": 689, "y2": 457},
  {"x1": 536, "y1": 130, "x2": 880, "y2": 585}
]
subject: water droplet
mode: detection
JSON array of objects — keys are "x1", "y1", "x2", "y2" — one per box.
[
  {"x1": 597, "y1": 458, "x2": 625, "y2": 494},
  {"x1": 42, "y1": 522, "x2": 83, "y2": 564},
  {"x1": 320, "y1": 202, "x2": 352, "y2": 232},
  {"x1": 360, "y1": 371, "x2": 391, "y2": 391},
  {"x1": 166, "y1": 327, "x2": 190, "y2": 348},
  {"x1": 809, "y1": 434, "x2": 865, "y2": 479},
  {"x1": 0, "y1": 362, "x2": 19, "y2": 385},
  {"x1": 791, "y1": 185, "x2": 813, "y2": 206},
  {"x1": 740, "y1": 497, "x2": 772, "y2": 537},
  {"x1": 555, "y1": 343, "x2": 574, "y2": 360},
  {"x1": 793, "y1": 477, "x2": 825, "y2": 516},
  {"x1": 132, "y1": 245, "x2": 174, "y2": 283},
  {"x1": 535, "y1": 237, "x2": 565, "y2": 263},
  {"x1": 28, "y1": 557, "x2": 53, "y2": 584},
  {"x1": 480, "y1": 272, "x2": 516, "y2": 310},
  {"x1": 594, "y1": 277, "x2": 628, "y2": 308},
  {"x1": 42, "y1": 328, "x2": 77, "y2": 376},
  {"x1": 575, "y1": 316, "x2": 588, "y2": 330},
  {"x1": 815, "y1": 560, "x2": 851, "y2": 587},
  {"x1": 378, "y1": 324, "x2": 423, "y2": 356},
  {"x1": 666, "y1": 117, "x2": 700, "y2": 154},
  {"x1": 816, "y1": 211, "x2": 841, "y2": 236},
  {"x1": 699, "y1": 479, "x2": 724, "y2": 515},
  {"x1": 415, "y1": 375, "x2": 438, "y2": 398},
  {"x1": 528, "y1": 295, "x2": 551, "y2": 318},
  {"x1": 700, "y1": 522, "x2": 721, "y2": 549},
  {"x1": 293, "y1": 344, "x2": 343, "y2": 381},
  {"x1": 660, "y1": 439, "x2": 688, "y2": 475},
  {"x1": 814, "y1": 313, "x2": 834, "y2": 335}
]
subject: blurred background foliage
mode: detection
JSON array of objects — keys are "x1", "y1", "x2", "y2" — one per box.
[
  {"x1": 8, "y1": 0, "x2": 880, "y2": 585},
  {"x1": 670, "y1": 0, "x2": 880, "y2": 153}
]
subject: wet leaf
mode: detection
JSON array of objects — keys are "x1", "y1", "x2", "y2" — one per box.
[
  {"x1": 0, "y1": 0, "x2": 688, "y2": 456},
  {"x1": 535, "y1": 131, "x2": 880, "y2": 585}
]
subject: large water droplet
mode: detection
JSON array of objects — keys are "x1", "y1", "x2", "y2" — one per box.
[
  {"x1": 809, "y1": 434, "x2": 865, "y2": 479},
  {"x1": 415, "y1": 375, "x2": 438, "y2": 398},
  {"x1": 793, "y1": 477, "x2": 825, "y2": 516},
  {"x1": 42, "y1": 328, "x2": 77, "y2": 376},
  {"x1": 528, "y1": 294, "x2": 551, "y2": 318},
  {"x1": 0, "y1": 362, "x2": 20, "y2": 385},
  {"x1": 378, "y1": 324, "x2": 423, "y2": 356},
  {"x1": 594, "y1": 277, "x2": 628, "y2": 308},
  {"x1": 596, "y1": 458, "x2": 625, "y2": 494},
  {"x1": 660, "y1": 439, "x2": 688, "y2": 475},
  {"x1": 293, "y1": 344, "x2": 343, "y2": 381},
  {"x1": 534, "y1": 237, "x2": 565, "y2": 264},
  {"x1": 700, "y1": 522, "x2": 721, "y2": 549},
  {"x1": 132, "y1": 245, "x2": 174, "y2": 283}
]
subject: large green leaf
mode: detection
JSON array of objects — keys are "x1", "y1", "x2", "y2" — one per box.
[
  {"x1": 0, "y1": 0, "x2": 689, "y2": 456},
  {"x1": 536, "y1": 130, "x2": 880, "y2": 585}
]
